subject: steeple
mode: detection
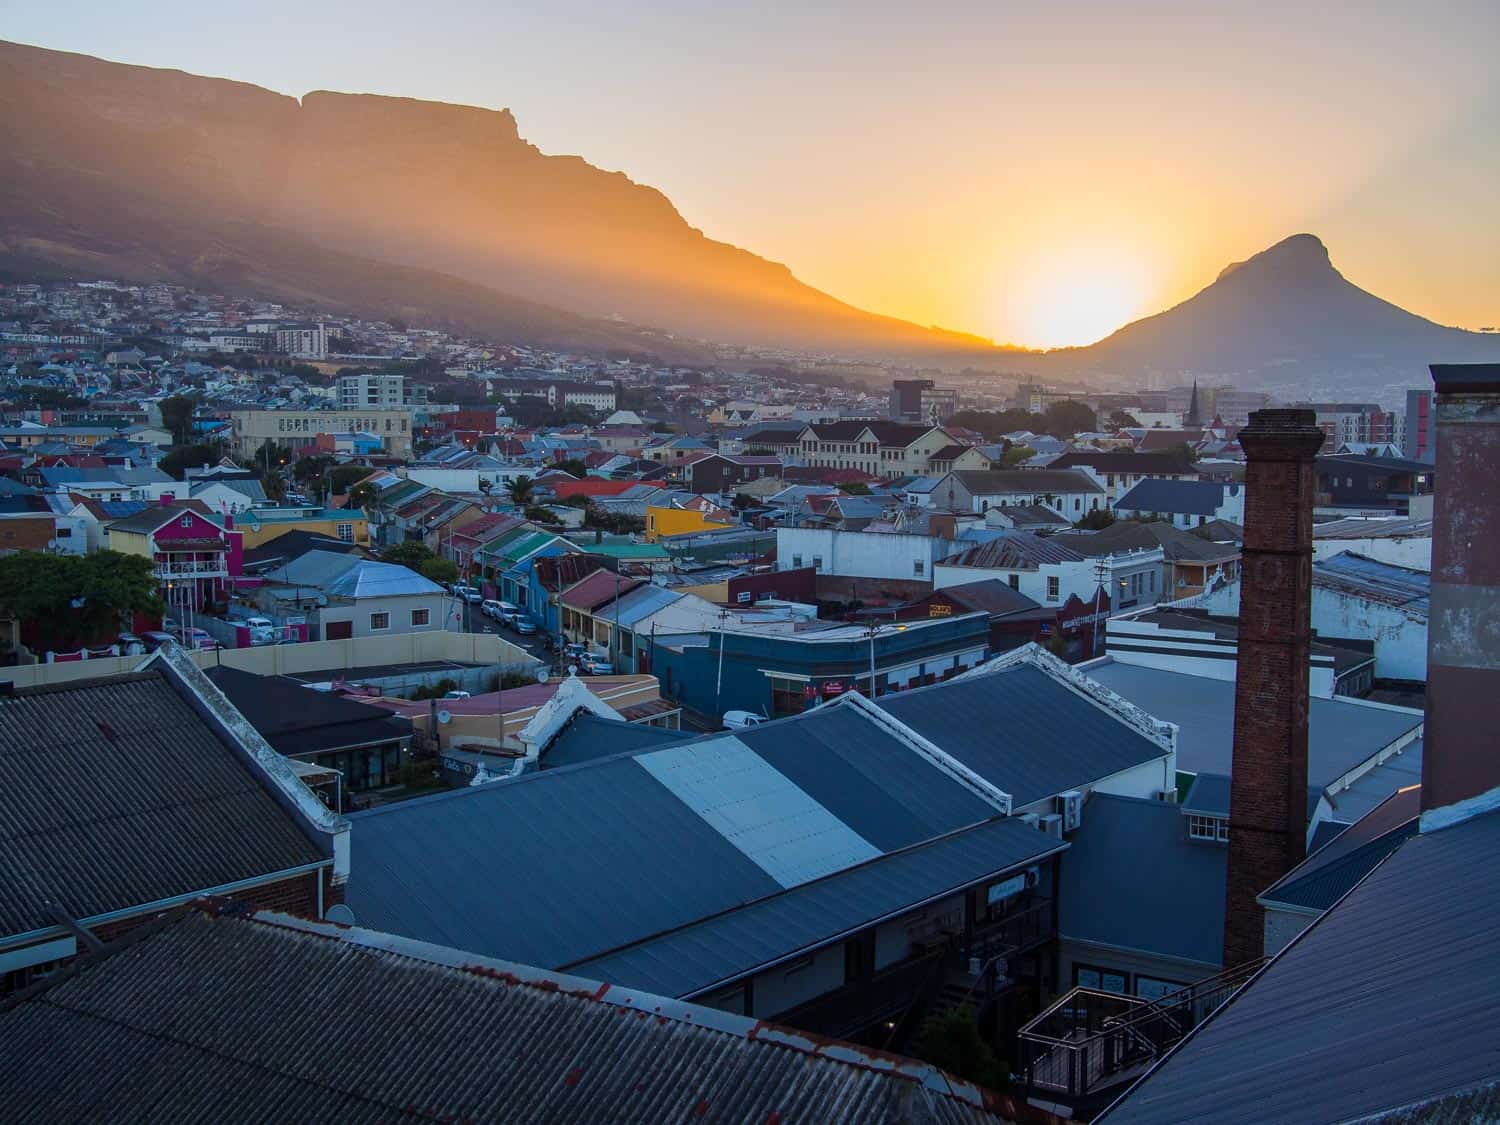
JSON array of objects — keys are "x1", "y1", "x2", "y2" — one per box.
[{"x1": 1186, "y1": 379, "x2": 1203, "y2": 427}]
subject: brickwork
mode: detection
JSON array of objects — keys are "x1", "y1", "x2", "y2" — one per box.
[{"x1": 1224, "y1": 409, "x2": 1323, "y2": 967}]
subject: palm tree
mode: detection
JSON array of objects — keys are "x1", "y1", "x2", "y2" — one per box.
[{"x1": 505, "y1": 474, "x2": 535, "y2": 507}]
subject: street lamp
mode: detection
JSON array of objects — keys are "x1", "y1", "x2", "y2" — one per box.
[{"x1": 866, "y1": 621, "x2": 907, "y2": 699}]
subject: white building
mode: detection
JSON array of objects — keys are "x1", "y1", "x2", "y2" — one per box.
[
  {"x1": 339, "y1": 372, "x2": 407, "y2": 409},
  {"x1": 775, "y1": 526, "x2": 958, "y2": 584},
  {"x1": 935, "y1": 533, "x2": 1165, "y2": 613},
  {"x1": 928, "y1": 469, "x2": 1106, "y2": 520},
  {"x1": 274, "y1": 323, "x2": 328, "y2": 360}
]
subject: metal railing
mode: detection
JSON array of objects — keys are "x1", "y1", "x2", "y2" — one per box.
[
  {"x1": 1018, "y1": 958, "x2": 1263, "y2": 1103},
  {"x1": 154, "y1": 561, "x2": 228, "y2": 578}
]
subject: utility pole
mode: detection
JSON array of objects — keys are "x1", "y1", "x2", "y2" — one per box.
[{"x1": 714, "y1": 607, "x2": 729, "y2": 715}]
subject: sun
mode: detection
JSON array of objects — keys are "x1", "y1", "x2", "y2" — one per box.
[{"x1": 1013, "y1": 252, "x2": 1154, "y2": 349}]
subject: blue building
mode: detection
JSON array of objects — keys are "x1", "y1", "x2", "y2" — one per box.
[{"x1": 648, "y1": 612, "x2": 992, "y2": 719}]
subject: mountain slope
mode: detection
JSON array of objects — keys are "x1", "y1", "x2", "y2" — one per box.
[
  {"x1": 1040, "y1": 234, "x2": 1500, "y2": 384},
  {"x1": 0, "y1": 39, "x2": 997, "y2": 357}
]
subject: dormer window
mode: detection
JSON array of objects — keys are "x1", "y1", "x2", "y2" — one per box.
[
  {"x1": 1187, "y1": 813, "x2": 1229, "y2": 842},
  {"x1": 179, "y1": 515, "x2": 193, "y2": 528}
]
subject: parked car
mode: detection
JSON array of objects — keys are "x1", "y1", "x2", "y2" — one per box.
[
  {"x1": 513, "y1": 616, "x2": 539, "y2": 635},
  {"x1": 454, "y1": 585, "x2": 483, "y2": 604},
  {"x1": 563, "y1": 642, "x2": 588, "y2": 661},
  {"x1": 116, "y1": 632, "x2": 146, "y2": 656},
  {"x1": 479, "y1": 599, "x2": 504, "y2": 620},
  {"x1": 580, "y1": 653, "x2": 614, "y2": 675},
  {"x1": 229, "y1": 614, "x2": 275, "y2": 646},
  {"x1": 140, "y1": 630, "x2": 175, "y2": 651},
  {"x1": 174, "y1": 625, "x2": 216, "y2": 650},
  {"x1": 722, "y1": 710, "x2": 767, "y2": 731},
  {"x1": 442, "y1": 689, "x2": 472, "y2": 699}
]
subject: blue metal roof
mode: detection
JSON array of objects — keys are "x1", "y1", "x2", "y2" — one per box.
[
  {"x1": 1059, "y1": 794, "x2": 1227, "y2": 968},
  {"x1": 877, "y1": 665, "x2": 1169, "y2": 808},
  {"x1": 607, "y1": 583, "x2": 680, "y2": 627},
  {"x1": 572, "y1": 817, "x2": 1065, "y2": 996},
  {"x1": 736, "y1": 705, "x2": 998, "y2": 851},
  {"x1": 346, "y1": 755, "x2": 782, "y2": 967},
  {"x1": 542, "y1": 712, "x2": 690, "y2": 769},
  {"x1": 1314, "y1": 551, "x2": 1430, "y2": 613}
]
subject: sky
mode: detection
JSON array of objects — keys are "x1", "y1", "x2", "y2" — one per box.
[{"x1": 6, "y1": 1, "x2": 1498, "y2": 347}]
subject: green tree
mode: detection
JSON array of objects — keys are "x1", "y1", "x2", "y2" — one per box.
[
  {"x1": 292, "y1": 454, "x2": 335, "y2": 485},
  {"x1": 1041, "y1": 400, "x2": 1097, "y2": 438},
  {"x1": 159, "y1": 443, "x2": 228, "y2": 481},
  {"x1": 1000, "y1": 444, "x2": 1035, "y2": 468},
  {"x1": 420, "y1": 556, "x2": 459, "y2": 586},
  {"x1": 1109, "y1": 410, "x2": 1142, "y2": 428},
  {"x1": 1075, "y1": 508, "x2": 1116, "y2": 530},
  {"x1": 837, "y1": 481, "x2": 872, "y2": 495},
  {"x1": 555, "y1": 458, "x2": 589, "y2": 479},
  {"x1": 158, "y1": 395, "x2": 198, "y2": 445},
  {"x1": 947, "y1": 409, "x2": 1041, "y2": 441},
  {"x1": 380, "y1": 541, "x2": 435, "y2": 572},
  {"x1": 912, "y1": 1006, "x2": 1008, "y2": 1092},
  {"x1": 1159, "y1": 442, "x2": 1201, "y2": 464},
  {"x1": 505, "y1": 475, "x2": 536, "y2": 506},
  {"x1": 0, "y1": 551, "x2": 161, "y2": 651}
]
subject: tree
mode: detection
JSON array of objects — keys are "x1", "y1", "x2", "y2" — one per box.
[
  {"x1": 1160, "y1": 442, "x2": 1201, "y2": 464},
  {"x1": 328, "y1": 465, "x2": 374, "y2": 497},
  {"x1": 837, "y1": 481, "x2": 872, "y2": 495},
  {"x1": 505, "y1": 475, "x2": 536, "y2": 506},
  {"x1": 380, "y1": 541, "x2": 435, "y2": 573},
  {"x1": 159, "y1": 443, "x2": 228, "y2": 481},
  {"x1": 947, "y1": 409, "x2": 1041, "y2": 441},
  {"x1": 1109, "y1": 410, "x2": 1142, "y2": 429},
  {"x1": 554, "y1": 457, "x2": 589, "y2": 479},
  {"x1": 1075, "y1": 508, "x2": 1116, "y2": 530},
  {"x1": 1040, "y1": 400, "x2": 1097, "y2": 438},
  {"x1": 912, "y1": 1006, "x2": 1008, "y2": 1092},
  {"x1": 1000, "y1": 444, "x2": 1035, "y2": 468},
  {"x1": 292, "y1": 454, "x2": 335, "y2": 485},
  {"x1": 0, "y1": 551, "x2": 161, "y2": 651},
  {"x1": 158, "y1": 395, "x2": 198, "y2": 445},
  {"x1": 420, "y1": 557, "x2": 459, "y2": 586}
]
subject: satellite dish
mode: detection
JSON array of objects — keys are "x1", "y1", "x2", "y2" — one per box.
[
  {"x1": 325, "y1": 904, "x2": 357, "y2": 926},
  {"x1": 535, "y1": 667, "x2": 550, "y2": 685},
  {"x1": 437, "y1": 710, "x2": 453, "y2": 725}
]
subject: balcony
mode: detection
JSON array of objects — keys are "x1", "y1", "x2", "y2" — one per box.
[
  {"x1": 1017, "y1": 959, "x2": 1263, "y2": 1111},
  {"x1": 154, "y1": 560, "x2": 228, "y2": 579}
]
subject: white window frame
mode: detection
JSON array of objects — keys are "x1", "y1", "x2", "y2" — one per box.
[{"x1": 369, "y1": 611, "x2": 391, "y2": 631}]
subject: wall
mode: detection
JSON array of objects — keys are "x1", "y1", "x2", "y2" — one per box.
[
  {"x1": 873, "y1": 894, "x2": 966, "y2": 970},
  {"x1": 645, "y1": 506, "x2": 734, "y2": 543},
  {"x1": 317, "y1": 592, "x2": 448, "y2": 640},
  {"x1": 230, "y1": 408, "x2": 416, "y2": 457},
  {"x1": 750, "y1": 942, "x2": 847, "y2": 1019},
  {"x1": 0, "y1": 630, "x2": 533, "y2": 690},
  {"x1": 1312, "y1": 588, "x2": 1428, "y2": 681},
  {"x1": 236, "y1": 513, "x2": 368, "y2": 550},
  {"x1": 1262, "y1": 906, "x2": 1316, "y2": 957},
  {"x1": 1057, "y1": 936, "x2": 1220, "y2": 997},
  {"x1": 1312, "y1": 535, "x2": 1432, "y2": 571},
  {"x1": 777, "y1": 527, "x2": 956, "y2": 582}
]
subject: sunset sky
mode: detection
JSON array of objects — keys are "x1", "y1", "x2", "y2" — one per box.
[{"x1": 9, "y1": 1, "x2": 1498, "y2": 347}]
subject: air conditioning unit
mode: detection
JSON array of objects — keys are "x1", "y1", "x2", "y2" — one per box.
[
  {"x1": 1058, "y1": 790, "x2": 1083, "y2": 833},
  {"x1": 1039, "y1": 813, "x2": 1064, "y2": 839},
  {"x1": 1021, "y1": 813, "x2": 1041, "y2": 830},
  {"x1": 1157, "y1": 787, "x2": 1180, "y2": 804}
]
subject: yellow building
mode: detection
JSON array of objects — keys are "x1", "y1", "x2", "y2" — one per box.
[
  {"x1": 233, "y1": 506, "x2": 371, "y2": 550},
  {"x1": 644, "y1": 505, "x2": 735, "y2": 543}
]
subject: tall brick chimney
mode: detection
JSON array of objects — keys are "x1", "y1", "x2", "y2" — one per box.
[
  {"x1": 1422, "y1": 365, "x2": 1500, "y2": 819},
  {"x1": 1223, "y1": 408, "x2": 1324, "y2": 967}
]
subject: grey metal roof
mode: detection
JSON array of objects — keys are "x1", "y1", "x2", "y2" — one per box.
[
  {"x1": 1058, "y1": 794, "x2": 1226, "y2": 967},
  {"x1": 735, "y1": 704, "x2": 1000, "y2": 851},
  {"x1": 1260, "y1": 785, "x2": 1421, "y2": 913},
  {"x1": 0, "y1": 909, "x2": 1012, "y2": 1124},
  {"x1": 1103, "y1": 807, "x2": 1500, "y2": 1125},
  {"x1": 1314, "y1": 552, "x2": 1430, "y2": 614},
  {"x1": 541, "y1": 711, "x2": 691, "y2": 768},
  {"x1": 1182, "y1": 771, "x2": 1321, "y2": 822},
  {"x1": 346, "y1": 754, "x2": 782, "y2": 967},
  {"x1": 1115, "y1": 478, "x2": 1237, "y2": 517},
  {"x1": 0, "y1": 671, "x2": 324, "y2": 937},
  {"x1": 574, "y1": 817, "x2": 1065, "y2": 997},
  {"x1": 949, "y1": 469, "x2": 1104, "y2": 495},
  {"x1": 1082, "y1": 662, "x2": 1422, "y2": 790},
  {"x1": 876, "y1": 665, "x2": 1170, "y2": 808},
  {"x1": 324, "y1": 559, "x2": 444, "y2": 598},
  {"x1": 1313, "y1": 516, "x2": 1433, "y2": 540},
  {"x1": 942, "y1": 531, "x2": 1085, "y2": 570}
]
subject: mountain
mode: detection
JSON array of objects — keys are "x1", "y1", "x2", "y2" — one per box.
[
  {"x1": 1037, "y1": 234, "x2": 1500, "y2": 389},
  {"x1": 0, "y1": 40, "x2": 1000, "y2": 359}
]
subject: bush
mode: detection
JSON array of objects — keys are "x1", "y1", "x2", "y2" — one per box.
[{"x1": 912, "y1": 1006, "x2": 1008, "y2": 1092}]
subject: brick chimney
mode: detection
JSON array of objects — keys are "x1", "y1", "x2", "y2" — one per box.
[
  {"x1": 1223, "y1": 408, "x2": 1324, "y2": 967},
  {"x1": 1422, "y1": 365, "x2": 1500, "y2": 819}
]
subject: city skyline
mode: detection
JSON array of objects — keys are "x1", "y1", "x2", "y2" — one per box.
[{"x1": 6, "y1": 1, "x2": 1498, "y2": 347}]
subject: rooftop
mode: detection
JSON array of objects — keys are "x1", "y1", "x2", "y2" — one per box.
[
  {"x1": 0, "y1": 908, "x2": 1014, "y2": 1124},
  {"x1": 1115, "y1": 478, "x2": 1240, "y2": 517},
  {"x1": 940, "y1": 531, "x2": 1086, "y2": 571},
  {"x1": 1314, "y1": 552, "x2": 1431, "y2": 613}
]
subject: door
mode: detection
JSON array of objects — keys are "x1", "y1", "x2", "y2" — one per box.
[{"x1": 325, "y1": 620, "x2": 353, "y2": 640}]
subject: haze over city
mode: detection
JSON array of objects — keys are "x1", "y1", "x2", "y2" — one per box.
[{"x1": 6, "y1": 0, "x2": 1497, "y2": 347}]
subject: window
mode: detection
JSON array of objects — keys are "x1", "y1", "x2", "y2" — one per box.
[
  {"x1": 770, "y1": 675, "x2": 808, "y2": 717},
  {"x1": 337, "y1": 522, "x2": 354, "y2": 543},
  {"x1": 1135, "y1": 975, "x2": 1189, "y2": 1001},
  {"x1": 812, "y1": 555, "x2": 823, "y2": 570},
  {"x1": 369, "y1": 611, "x2": 391, "y2": 631},
  {"x1": 736, "y1": 591, "x2": 752, "y2": 604},
  {"x1": 1008, "y1": 574, "x2": 1020, "y2": 590},
  {"x1": 179, "y1": 514, "x2": 193, "y2": 528},
  {"x1": 411, "y1": 608, "x2": 430, "y2": 626},
  {"x1": 791, "y1": 554, "x2": 802, "y2": 568},
  {"x1": 1149, "y1": 571, "x2": 1156, "y2": 592},
  {"x1": 1073, "y1": 497, "x2": 1081, "y2": 511},
  {"x1": 1046, "y1": 576, "x2": 1060, "y2": 600},
  {"x1": 1075, "y1": 964, "x2": 1129, "y2": 994},
  {"x1": 1187, "y1": 813, "x2": 1229, "y2": 842},
  {"x1": 913, "y1": 559, "x2": 925, "y2": 576}
]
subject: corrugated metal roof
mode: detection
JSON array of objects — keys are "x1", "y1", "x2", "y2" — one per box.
[
  {"x1": 1115, "y1": 478, "x2": 1236, "y2": 517},
  {"x1": 942, "y1": 532, "x2": 1084, "y2": 570},
  {"x1": 325, "y1": 559, "x2": 444, "y2": 598},
  {"x1": 542, "y1": 712, "x2": 691, "y2": 768},
  {"x1": 0, "y1": 909, "x2": 1015, "y2": 1124},
  {"x1": 1260, "y1": 785, "x2": 1421, "y2": 912},
  {"x1": 1083, "y1": 662, "x2": 1422, "y2": 789},
  {"x1": 1314, "y1": 552, "x2": 1430, "y2": 613},
  {"x1": 1103, "y1": 808, "x2": 1500, "y2": 1125},
  {"x1": 1059, "y1": 794, "x2": 1226, "y2": 968},
  {"x1": 574, "y1": 817, "x2": 1065, "y2": 997},
  {"x1": 877, "y1": 665, "x2": 1169, "y2": 808},
  {"x1": 638, "y1": 736, "x2": 883, "y2": 888},
  {"x1": 0, "y1": 671, "x2": 324, "y2": 936},
  {"x1": 607, "y1": 582, "x2": 681, "y2": 626}
]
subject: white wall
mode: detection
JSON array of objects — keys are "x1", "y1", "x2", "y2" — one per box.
[
  {"x1": 874, "y1": 895, "x2": 966, "y2": 970},
  {"x1": 1312, "y1": 589, "x2": 1428, "y2": 682},
  {"x1": 776, "y1": 527, "x2": 955, "y2": 582},
  {"x1": 1263, "y1": 907, "x2": 1316, "y2": 957},
  {"x1": 751, "y1": 943, "x2": 846, "y2": 1018},
  {"x1": 318, "y1": 592, "x2": 448, "y2": 639},
  {"x1": 1313, "y1": 536, "x2": 1432, "y2": 571}
]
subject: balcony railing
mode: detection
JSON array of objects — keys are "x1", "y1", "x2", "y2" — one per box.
[
  {"x1": 1017, "y1": 958, "x2": 1263, "y2": 1105},
  {"x1": 154, "y1": 561, "x2": 228, "y2": 578}
]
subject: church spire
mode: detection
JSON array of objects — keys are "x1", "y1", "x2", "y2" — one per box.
[{"x1": 1186, "y1": 379, "x2": 1202, "y2": 426}]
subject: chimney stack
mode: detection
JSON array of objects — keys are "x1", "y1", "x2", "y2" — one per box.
[
  {"x1": 1421, "y1": 365, "x2": 1500, "y2": 820},
  {"x1": 1223, "y1": 408, "x2": 1324, "y2": 967}
]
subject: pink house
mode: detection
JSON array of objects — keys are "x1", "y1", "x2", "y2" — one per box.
[{"x1": 105, "y1": 504, "x2": 244, "y2": 613}]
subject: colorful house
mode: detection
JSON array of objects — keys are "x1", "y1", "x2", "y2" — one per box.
[
  {"x1": 644, "y1": 500, "x2": 735, "y2": 543},
  {"x1": 104, "y1": 504, "x2": 244, "y2": 614},
  {"x1": 231, "y1": 505, "x2": 370, "y2": 550}
]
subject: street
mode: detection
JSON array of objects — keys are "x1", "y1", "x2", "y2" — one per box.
[{"x1": 453, "y1": 599, "x2": 556, "y2": 664}]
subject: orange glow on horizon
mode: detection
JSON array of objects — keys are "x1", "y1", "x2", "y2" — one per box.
[{"x1": 1005, "y1": 248, "x2": 1157, "y2": 349}]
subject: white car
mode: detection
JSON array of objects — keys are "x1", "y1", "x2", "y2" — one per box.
[
  {"x1": 479, "y1": 599, "x2": 505, "y2": 620},
  {"x1": 722, "y1": 710, "x2": 767, "y2": 731},
  {"x1": 231, "y1": 615, "x2": 275, "y2": 646},
  {"x1": 454, "y1": 585, "x2": 483, "y2": 604}
]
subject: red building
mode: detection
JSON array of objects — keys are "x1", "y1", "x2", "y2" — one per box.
[{"x1": 104, "y1": 504, "x2": 244, "y2": 614}]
